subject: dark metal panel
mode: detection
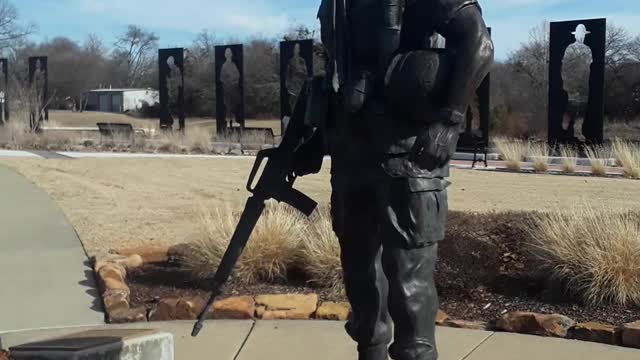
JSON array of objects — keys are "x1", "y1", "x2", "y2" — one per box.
[{"x1": 548, "y1": 18, "x2": 606, "y2": 145}]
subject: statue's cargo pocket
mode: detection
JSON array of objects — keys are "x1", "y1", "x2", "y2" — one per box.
[{"x1": 385, "y1": 178, "x2": 449, "y2": 249}]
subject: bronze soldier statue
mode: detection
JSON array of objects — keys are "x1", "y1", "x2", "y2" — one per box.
[{"x1": 316, "y1": 1, "x2": 494, "y2": 359}]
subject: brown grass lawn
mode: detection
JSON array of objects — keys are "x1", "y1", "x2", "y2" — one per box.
[
  {"x1": 47, "y1": 110, "x2": 282, "y2": 136},
  {"x1": 0, "y1": 157, "x2": 638, "y2": 257}
]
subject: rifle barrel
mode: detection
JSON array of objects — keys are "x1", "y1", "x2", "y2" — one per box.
[{"x1": 192, "y1": 195, "x2": 266, "y2": 337}]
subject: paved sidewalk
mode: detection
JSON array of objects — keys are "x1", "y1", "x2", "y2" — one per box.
[
  {"x1": 1, "y1": 321, "x2": 639, "y2": 359},
  {"x1": 0, "y1": 165, "x2": 104, "y2": 332}
]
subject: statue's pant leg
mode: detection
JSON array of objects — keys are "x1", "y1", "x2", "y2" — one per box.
[
  {"x1": 330, "y1": 175, "x2": 392, "y2": 360},
  {"x1": 377, "y1": 178, "x2": 446, "y2": 360},
  {"x1": 382, "y1": 242, "x2": 439, "y2": 360}
]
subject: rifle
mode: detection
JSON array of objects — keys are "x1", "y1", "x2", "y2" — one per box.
[{"x1": 192, "y1": 79, "x2": 324, "y2": 337}]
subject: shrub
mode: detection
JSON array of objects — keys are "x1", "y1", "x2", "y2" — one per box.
[
  {"x1": 494, "y1": 137, "x2": 527, "y2": 171},
  {"x1": 296, "y1": 206, "x2": 344, "y2": 296},
  {"x1": 612, "y1": 138, "x2": 640, "y2": 179},
  {"x1": 154, "y1": 132, "x2": 182, "y2": 153},
  {"x1": 180, "y1": 202, "x2": 305, "y2": 285},
  {"x1": 585, "y1": 145, "x2": 611, "y2": 176},
  {"x1": 559, "y1": 145, "x2": 578, "y2": 174},
  {"x1": 184, "y1": 128, "x2": 213, "y2": 154},
  {"x1": 526, "y1": 205, "x2": 640, "y2": 306},
  {"x1": 528, "y1": 142, "x2": 549, "y2": 173}
]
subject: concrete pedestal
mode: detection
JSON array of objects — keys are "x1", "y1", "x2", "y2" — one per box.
[{"x1": 9, "y1": 329, "x2": 174, "y2": 360}]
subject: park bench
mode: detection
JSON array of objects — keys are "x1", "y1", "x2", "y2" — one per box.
[
  {"x1": 458, "y1": 129, "x2": 489, "y2": 168},
  {"x1": 96, "y1": 122, "x2": 144, "y2": 144}
]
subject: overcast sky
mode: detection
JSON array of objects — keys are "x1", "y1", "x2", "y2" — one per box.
[{"x1": 16, "y1": 0, "x2": 640, "y2": 59}]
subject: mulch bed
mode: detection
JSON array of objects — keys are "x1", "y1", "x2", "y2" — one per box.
[{"x1": 127, "y1": 211, "x2": 640, "y2": 325}]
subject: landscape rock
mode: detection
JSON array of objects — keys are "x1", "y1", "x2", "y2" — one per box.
[
  {"x1": 436, "y1": 310, "x2": 449, "y2": 325},
  {"x1": 443, "y1": 320, "x2": 488, "y2": 330},
  {"x1": 622, "y1": 321, "x2": 640, "y2": 348},
  {"x1": 175, "y1": 297, "x2": 205, "y2": 320},
  {"x1": 571, "y1": 322, "x2": 622, "y2": 345},
  {"x1": 496, "y1": 312, "x2": 575, "y2": 338},
  {"x1": 102, "y1": 277, "x2": 129, "y2": 291},
  {"x1": 316, "y1": 302, "x2": 351, "y2": 321},
  {"x1": 98, "y1": 263, "x2": 126, "y2": 279},
  {"x1": 97, "y1": 264, "x2": 128, "y2": 291},
  {"x1": 102, "y1": 289, "x2": 130, "y2": 312},
  {"x1": 149, "y1": 298, "x2": 180, "y2": 321},
  {"x1": 108, "y1": 306, "x2": 148, "y2": 323},
  {"x1": 94, "y1": 258, "x2": 127, "y2": 275},
  {"x1": 93, "y1": 259, "x2": 109, "y2": 272},
  {"x1": 255, "y1": 294, "x2": 319, "y2": 320},
  {"x1": 116, "y1": 246, "x2": 170, "y2": 263},
  {"x1": 149, "y1": 297, "x2": 205, "y2": 321},
  {"x1": 210, "y1": 296, "x2": 255, "y2": 320},
  {"x1": 126, "y1": 254, "x2": 144, "y2": 269}
]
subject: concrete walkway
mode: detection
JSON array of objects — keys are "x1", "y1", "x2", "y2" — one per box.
[
  {"x1": 0, "y1": 165, "x2": 104, "y2": 332},
  {"x1": 1, "y1": 321, "x2": 639, "y2": 359}
]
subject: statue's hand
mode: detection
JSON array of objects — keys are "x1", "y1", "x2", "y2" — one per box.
[{"x1": 409, "y1": 109, "x2": 463, "y2": 167}]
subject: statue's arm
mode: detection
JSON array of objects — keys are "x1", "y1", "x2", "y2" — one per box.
[{"x1": 439, "y1": 6, "x2": 494, "y2": 124}]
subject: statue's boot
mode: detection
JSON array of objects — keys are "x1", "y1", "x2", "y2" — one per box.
[{"x1": 359, "y1": 344, "x2": 390, "y2": 360}]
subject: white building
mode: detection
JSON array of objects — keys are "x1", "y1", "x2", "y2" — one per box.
[{"x1": 85, "y1": 88, "x2": 159, "y2": 113}]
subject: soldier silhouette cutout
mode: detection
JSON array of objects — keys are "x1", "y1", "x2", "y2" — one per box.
[
  {"x1": 29, "y1": 58, "x2": 48, "y2": 130},
  {"x1": 0, "y1": 59, "x2": 7, "y2": 123},
  {"x1": 166, "y1": 56, "x2": 183, "y2": 129},
  {"x1": 561, "y1": 24, "x2": 592, "y2": 143},
  {"x1": 285, "y1": 43, "x2": 308, "y2": 113},
  {"x1": 221, "y1": 48, "x2": 241, "y2": 130}
]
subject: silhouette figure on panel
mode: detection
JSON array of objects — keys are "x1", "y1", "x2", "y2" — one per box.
[
  {"x1": 561, "y1": 24, "x2": 593, "y2": 143},
  {"x1": 166, "y1": 56, "x2": 184, "y2": 129},
  {"x1": 221, "y1": 48, "x2": 241, "y2": 130},
  {"x1": 29, "y1": 57, "x2": 49, "y2": 130},
  {"x1": 0, "y1": 59, "x2": 7, "y2": 123},
  {"x1": 286, "y1": 44, "x2": 308, "y2": 113},
  {"x1": 279, "y1": 39, "x2": 313, "y2": 134},
  {"x1": 159, "y1": 48, "x2": 185, "y2": 131}
]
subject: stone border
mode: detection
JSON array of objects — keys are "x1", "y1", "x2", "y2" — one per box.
[{"x1": 92, "y1": 247, "x2": 640, "y2": 350}]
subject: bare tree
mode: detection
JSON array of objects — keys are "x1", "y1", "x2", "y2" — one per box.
[
  {"x1": 627, "y1": 35, "x2": 640, "y2": 63},
  {"x1": 0, "y1": 0, "x2": 35, "y2": 52},
  {"x1": 507, "y1": 22, "x2": 549, "y2": 93},
  {"x1": 112, "y1": 25, "x2": 159, "y2": 87},
  {"x1": 183, "y1": 30, "x2": 218, "y2": 116}
]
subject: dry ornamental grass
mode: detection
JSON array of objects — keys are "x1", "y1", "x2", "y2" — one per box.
[
  {"x1": 181, "y1": 201, "x2": 640, "y2": 308},
  {"x1": 526, "y1": 205, "x2": 640, "y2": 306},
  {"x1": 494, "y1": 137, "x2": 527, "y2": 171},
  {"x1": 296, "y1": 206, "x2": 344, "y2": 296},
  {"x1": 528, "y1": 142, "x2": 550, "y2": 173},
  {"x1": 559, "y1": 145, "x2": 578, "y2": 174},
  {"x1": 612, "y1": 138, "x2": 640, "y2": 179},
  {"x1": 180, "y1": 201, "x2": 305, "y2": 285},
  {"x1": 585, "y1": 145, "x2": 611, "y2": 176}
]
